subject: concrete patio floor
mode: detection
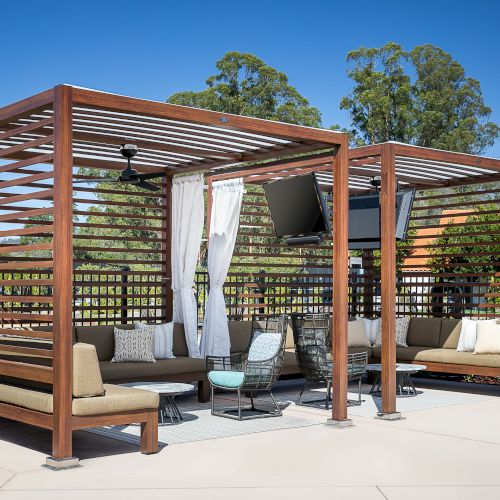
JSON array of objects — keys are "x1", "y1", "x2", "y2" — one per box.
[{"x1": 0, "y1": 379, "x2": 499, "y2": 500}]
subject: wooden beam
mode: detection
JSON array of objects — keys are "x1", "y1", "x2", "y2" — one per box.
[
  {"x1": 331, "y1": 138, "x2": 349, "y2": 423},
  {"x1": 52, "y1": 85, "x2": 74, "y2": 460},
  {"x1": 380, "y1": 143, "x2": 398, "y2": 417},
  {"x1": 0, "y1": 359, "x2": 52, "y2": 384},
  {"x1": 0, "y1": 88, "x2": 53, "y2": 127},
  {"x1": 72, "y1": 86, "x2": 344, "y2": 144}
]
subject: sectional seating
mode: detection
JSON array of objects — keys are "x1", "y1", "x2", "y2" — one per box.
[{"x1": 371, "y1": 318, "x2": 500, "y2": 377}]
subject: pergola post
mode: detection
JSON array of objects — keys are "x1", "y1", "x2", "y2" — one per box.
[
  {"x1": 49, "y1": 85, "x2": 77, "y2": 467},
  {"x1": 378, "y1": 143, "x2": 401, "y2": 420},
  {"x1": 327, "y1": 138, "x2": 351, "y2": 427},
  {"x1": 163, "y1": 175, "x2": 173, "y2": 321}
]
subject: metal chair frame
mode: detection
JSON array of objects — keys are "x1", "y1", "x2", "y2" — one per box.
[
  {"x1": 207, "y1": 314, "x2": 288, "y2": 420},
  {"x1": 291, "y1": 313, "x2": 368, "y2": 409}
]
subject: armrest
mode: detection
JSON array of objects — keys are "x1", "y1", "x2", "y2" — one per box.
[{"x1": 206, "y1": 353, "x2": 245, "y2": 372}]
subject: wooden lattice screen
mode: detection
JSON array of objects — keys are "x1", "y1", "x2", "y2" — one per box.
[{"x1": 217, "y1": 180, "x2": 499, "y2": 320}]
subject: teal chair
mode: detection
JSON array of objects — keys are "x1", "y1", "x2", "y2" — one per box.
[{"x1": 207, "y1": 315, "x2": 287, "y2": 420}]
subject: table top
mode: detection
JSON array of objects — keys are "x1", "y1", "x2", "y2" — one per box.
[
  {"x1": 120, "y1": 382, "x2": 195, "y2": 395},
  {"x1": 366, "y1": 363, "x2": 427, "y2": 373}
]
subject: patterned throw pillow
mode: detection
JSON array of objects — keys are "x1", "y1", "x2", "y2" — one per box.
[
  {"x1": 373, "y1": 317, "x2": 410, "y2": 347},
  {"x1": 248, "y1": 332, "x2": 282, "y2": 361},
  {"x1": 134, "y1": 322, "x2": 175, "y2": 359},
  {"x1": 111, "y1": 326, "x2": 156, "y2": 363}
]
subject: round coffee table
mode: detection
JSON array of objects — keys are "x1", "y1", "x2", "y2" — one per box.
[
  {"x1": 120, "y1": 382, "x2": 194, "y2": 424},
  {"x1": 366, "y1": 363, "x2": 427, "y2": 397}
]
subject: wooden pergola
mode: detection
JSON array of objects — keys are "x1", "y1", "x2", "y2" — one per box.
[
  {"x1": 0, "y1": 85, "x2": 348, "y2": 460},
  {"x1": 0, "y1": 84, "x2": 499, "y2": 461},
  {"x1": 210, "y1": 142, "x2": 500, "y2": 419}
]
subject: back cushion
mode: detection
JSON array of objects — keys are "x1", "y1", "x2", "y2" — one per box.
[
  {"x1": 76, "y1": 324, "x2": 134, "y2": 361},
  {"x1": 73, "y1": 343, "x2": 105, "y2": 398},
  {"x1": 406, "y1": 318, "x2": 442, "y2": 347},
  {"x1": 228, "y1": 321, "x2": 252, "y2": 353},
  {"x1": 439, "y1": 319, "x2": 462, "y2": 349},
  {"x1": 172, "y1": 323, "x2": 189, "y2": 357}
]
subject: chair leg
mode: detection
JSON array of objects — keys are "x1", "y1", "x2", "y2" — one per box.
[
  {"x1": 358, "y1": 378, "x2": 362, "y2": 405},
  {"x1": 140, "y1": 410, "x2": 158, "y2": 455},
  {"x1": 237, "y1": 389, "x2": 242, "y2": 421},
  {"x1": 296, "y1": 380, "x2": 307, "y2": 405},
  {"x1": 250, "y1": 392, "x2": 256, "y2": 411},
  {"x1": 210, "y1": 385, "x2": 215, "y2": 415},
  {"x1": 269, "y1": 390, "x2": 282, "y2": 416},
  {"x1": 326, "y1": 381, "x2": 331, "y2": 410},
  {"x1": 198, "y1": 377, "x2": 211, "y2": 403}
]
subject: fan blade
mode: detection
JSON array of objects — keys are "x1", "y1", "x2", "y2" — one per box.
[
  {"x1": 135, "y1": 179, "x2": 161, "y2": 192},
  {"x1": 137, "y1": 172, "x2": 167, "y2": 180},
  {"x1": 73, "y1": 178, "x2": 119, "y2": 184}
]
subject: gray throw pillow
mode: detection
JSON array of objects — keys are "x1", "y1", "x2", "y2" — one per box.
[{"x1": 111, "y1": 326, "x2": 156, "y2": 363}]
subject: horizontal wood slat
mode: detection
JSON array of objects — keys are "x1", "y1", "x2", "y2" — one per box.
[
  {"x1": 0, "y1": 359, "x2": 52, "y2": 384},
  {"x1": 0, "y1": 343, "x2": 53, "y2": 358},
  {"x1": 0, "y1": 328, "x2": 53, "y2": 340}
]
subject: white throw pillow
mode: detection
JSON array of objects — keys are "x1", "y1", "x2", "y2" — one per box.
[
  {"x1": 348, "y1": 319, "x2": 371, "y2": 347},
  {"x1": 473, "y1": 320, "x2": 500, "y2": 354},
  {"x1": 456, "y1": 318, "x2": 496, "y2": 352},
  {"x1": 363, "y1": 318, "x2": 381, "y2": 346},
  {"x1": 373, "y1": 317, "x2": 410, "y2": 347},
  {"x1": 111, "y1": 326, "x2": 156, "y2": 363},
  {"x1": 135, "y1": 322, "x2": 175, "y2": 359}
]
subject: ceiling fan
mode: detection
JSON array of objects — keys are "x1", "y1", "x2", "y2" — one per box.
[{"x1": 74, "y1": 144, "x2": 165, "y2": 191}]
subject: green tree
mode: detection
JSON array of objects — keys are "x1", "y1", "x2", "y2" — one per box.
[
  {"x1": 341, "y1": 42, "x2": 499, "y2": 153},
  {"x1": 168, "y1": 52, "x2": 322, "y2": 127}
]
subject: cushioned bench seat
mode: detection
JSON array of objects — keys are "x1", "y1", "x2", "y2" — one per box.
[
  {"x1": 372, "y1": 346, "x2": 500, "y2": 369},
  {"x1": 0, "y1": 382, "x2": 159, "y2": 416}
]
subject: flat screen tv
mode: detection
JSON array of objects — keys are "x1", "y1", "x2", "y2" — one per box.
[
  {"x1": 263, "y1": 173, "x2": 330, "y2": 239},
  {"x1": 348, "y1": 189, "x2": 415, "y2": 249}
]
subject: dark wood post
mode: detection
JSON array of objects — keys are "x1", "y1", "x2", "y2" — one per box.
[
  {"x1": 362, "y1": 249, "x2": 375, "y2": 317},
  {"x1": 51, "y1": 85, "x2": 75, "y2": 462},
  {"x1": 379, "y1": 143, "x2": 400, "y2": 419},
  {"x1": 329, "y1": 137, "x2": 351, "y2": 426},
  {"x1": 163, "y1": 175, "x2": 173, "y2": 322}
]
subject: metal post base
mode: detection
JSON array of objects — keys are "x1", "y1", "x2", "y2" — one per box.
[
  {"x1": 44, "y1": 456, "x2": 80, "y2": 470},
  {"x1": 375, "y1": 412, "x2": 403, "y2": 421},
  {"x1": 325, "y1": 418, "x2": 354, "y2": 428}
]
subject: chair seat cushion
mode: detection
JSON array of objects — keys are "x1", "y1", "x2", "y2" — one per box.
[
  {"x1": 72, "y1": 384, "x2": 159, "y2": 416},
  {"x1": 208, "y1": 370, "x2": 245, "y2": 388}
]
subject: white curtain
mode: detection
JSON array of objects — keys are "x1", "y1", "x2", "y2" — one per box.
[
  {"x1": 171, "y1": 173, "x2": 204, "y2": 358},
  {"x1": 200, "y1": 178, "x2": 244, "y2": 357}
]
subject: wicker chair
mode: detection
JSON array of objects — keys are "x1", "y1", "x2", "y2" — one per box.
[
  {"x1": 206, "y1": 314, "x2": 287, "y2": 420},
  {"x1": 291, "y1": 313, "x2": 367, "y2": 408}
]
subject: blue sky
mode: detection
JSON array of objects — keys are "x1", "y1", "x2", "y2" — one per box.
[{"x1": 2, "y1": 0, "x2": 500, "y2": 156}]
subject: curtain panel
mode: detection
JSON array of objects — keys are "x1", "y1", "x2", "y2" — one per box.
[
  {"x1": 200, "y1": 178, "x2": 244, "y2": 357},
  {"x1": 171, "y1": 173, "x2": 204, "y2": 358}
]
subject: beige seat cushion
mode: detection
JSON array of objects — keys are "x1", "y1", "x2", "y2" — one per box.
[
  {"x1": 348, "y1": 319, "x2": 370, "y2": 348},
  {"x1": 283, "y1": 349, "x2": 298, "y2": 369},
  {"x1": 406, "y1": 318, "x2": 442, "y2": 347},
  {"x1": 228, "y1": 321, "x2": 252, "y2": 353},
  {"x1": 474, "y1": 321, "x2": 500, "y2": 354},
  {"x1": 373, "y1": 346, "x2": 500, "y2": 369},
  {"x1": 73, "y1": 343, "x2": 105, "y2": 398},
  {"x1": 72, "y1": 384, "x2": 159, "y2": 416},
  {"x1": 439, "y1": 319, "x2": 462, "y2": 349},
  {"x1": 0, "y1": 383, "x2": 53, "y2": 414},
  {"x1": 99, "y1": 357, "x2": 205, "y2": 382}
]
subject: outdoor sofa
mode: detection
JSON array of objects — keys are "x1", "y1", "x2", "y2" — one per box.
[
  {"x1": 73, "y1": 317, "x2": 500, "y2": 406},
  {"x1": 0, "y1": 342, "x2": 159, "y2": 459}
]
